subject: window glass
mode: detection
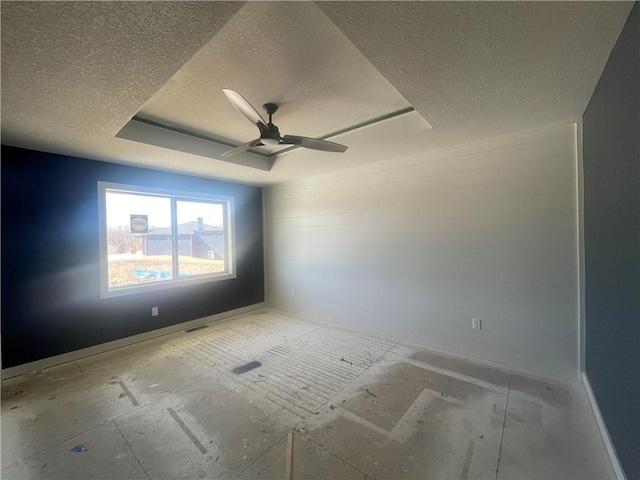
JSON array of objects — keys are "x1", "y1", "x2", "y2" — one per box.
[
  {"x1": 99, "y1": 182, "x2": 235, "y2": 298},
  {"x1": 176, "y1": 201, "x2": 226, "y2": 277},
  {"x1": 106, "y1": 192, "x2": 173, "y2": 288}
]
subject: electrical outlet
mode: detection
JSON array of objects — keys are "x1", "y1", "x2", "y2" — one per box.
[
  {"x1": 291, "y1": 289, "x2": 297, "y2": 297},
  {"x1": 472, "y1": 318, "x2": 482, "y2": 330},
  {"x1": 152, "y1": 306, "x2": 159, "y2": 317}
]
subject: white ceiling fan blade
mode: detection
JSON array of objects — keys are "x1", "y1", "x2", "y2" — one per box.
[
  {"x1": 221, "y1": 139, "x2": 263, "y2": 157},
  {"x1": 281, "y1": 135, "x2": 348, "y2": 153},
  {"x1": 222, "y1": 89, "x2": 267, "y2": 129}
]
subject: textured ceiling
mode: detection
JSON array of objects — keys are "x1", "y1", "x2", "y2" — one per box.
[
  {"x1": 317, "y1": 1, "x2": 634, "y2": 145},
  {"x1": 135, "y1": 2, "x2": 414, "y2": 156},
  {"x1": 1, "y1": 2, "x2": 243, "y2": 140},
  {"x1": 1, "y1": 1, "x2": 634, "y2": 186}
]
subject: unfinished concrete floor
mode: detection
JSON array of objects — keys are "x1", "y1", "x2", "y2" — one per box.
[{"x1": 2, "y1": 310, "x2": 614, "y2": 479}]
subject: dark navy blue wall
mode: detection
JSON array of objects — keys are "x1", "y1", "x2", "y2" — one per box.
[
  {"x1": 1, "y1": 146, "x2": 264, "y2": 369},
  {"x1": 583, "y1": 4, "x2": 639, "y2": 479}
]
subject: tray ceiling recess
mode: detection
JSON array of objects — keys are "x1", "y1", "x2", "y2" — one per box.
[
  {"x1": 116, "y1": 2, "x2": 429, "y2": 172},
  {"x1": 2, "y1": 2, "x2": 632, "y2": 184}
]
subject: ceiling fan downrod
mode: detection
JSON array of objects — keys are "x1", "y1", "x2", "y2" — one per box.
[{"x1": 263, "y1": 103, "x2": 278, "y2": 124}]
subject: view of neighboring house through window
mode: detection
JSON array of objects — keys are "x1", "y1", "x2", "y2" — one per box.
[
  {"x1": 176, "y1": 200, "x2": 226, "y2": 276},
  {"x1": 98, "y1": 182, "x2": 235, "y2": 298}
]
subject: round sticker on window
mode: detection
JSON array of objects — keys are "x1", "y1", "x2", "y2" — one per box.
[{"x1": 130, "y1": 215, "x2": 148, "y2": 233}]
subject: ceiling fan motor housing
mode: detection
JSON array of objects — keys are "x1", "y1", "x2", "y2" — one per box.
[
  {"x1": 257, "y1": 118, "x2": 281, "y2": 145},
  {"x1": 221, "y1": 89, "x2": 348, "y2": 156}
]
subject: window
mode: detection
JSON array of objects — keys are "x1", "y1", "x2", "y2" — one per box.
[{"x1": 98, "y1": 182, "x2": 235, "y2": 298}]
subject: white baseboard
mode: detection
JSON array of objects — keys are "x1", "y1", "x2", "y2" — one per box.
[
  {"x1": 1, "y1": 303, "x2": 265, "y2": 381},
  {"x1": 582, "y1": 372, "x2": 627, "y2": 480}
]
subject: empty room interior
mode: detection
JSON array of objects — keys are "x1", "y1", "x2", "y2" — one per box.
[{"x1": 1, "y1": 2, "x2": 638, "y2": 480}]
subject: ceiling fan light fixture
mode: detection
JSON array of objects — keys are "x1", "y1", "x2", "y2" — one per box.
[
  {"x1": 261, "y1": 137, "x2": 280, "y2": 146},
  {"x1": 221, "y1": 89, "x2": 348, "y2": 157}
]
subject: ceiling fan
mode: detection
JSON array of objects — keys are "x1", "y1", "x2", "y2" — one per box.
[{"x1": 221, "y1": 89, "x2": 348, "y2": 157}]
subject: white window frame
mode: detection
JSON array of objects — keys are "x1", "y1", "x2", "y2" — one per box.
[{"x1": 98, "y1": 181, "x2": 236, "y2": 299}]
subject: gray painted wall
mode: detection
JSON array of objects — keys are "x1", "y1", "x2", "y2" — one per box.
[
  {"x1": 583, "y1": 3, "x2": 639, "y2": 478},
  {"x1": 266, "y1": 124, "x2": 579, "y2": 380}
]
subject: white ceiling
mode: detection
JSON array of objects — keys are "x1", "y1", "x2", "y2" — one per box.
[
  {"x1": 135, "y1": 2, "x2": 416, "y2": 157},
  {"x1": 1, "y1": 1, "x2": 633, "y2": 186}
]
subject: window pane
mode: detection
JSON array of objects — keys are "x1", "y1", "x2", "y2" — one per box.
[
  {"x1": 99, "y1": 182, "x2": 235, "y2": 298},
  {"x1": 176, "y1": 201, "x2": 226, "y2": 277},
  {"x1": 106, "y1": 191, "x2": 173, "y2": 288}
]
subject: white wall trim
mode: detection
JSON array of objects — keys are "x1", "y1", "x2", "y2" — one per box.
[
  {"x1": 262, "y1": 188, "x2": 269, "y2": 305},
  {"x1": 1, "y1": 303, "x2": 265, "y2": 381},
  {"x1": 576, "y1": 119, "x2": 587, "y2": 374},
  {"x1": 582, "y1": 372, "x2": 627, "y2": 480}
]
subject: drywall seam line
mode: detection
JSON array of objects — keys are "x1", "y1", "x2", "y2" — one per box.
[
  {"x1": 285, "y1": 431, "x2": 293, "y2": 480},
  {"x1": 118, "y1": 381, "x2": 140, "y2": 407},
  {"x1": 299, "y1": 433, "x2": 371, "y2": 479},
  {"x1": 114, "y1": 420, "x2": 152, "y2": 480},
  {"x1": 167, "y1": 407, "x2": 207, "y2": 455},
  {"x1": 460, "y1": 439, "x2": 476, "y2": 480},
  {"x1": 494, "y1": 369, "x2": 512, "y2": 480},
  {"x1": 403, "y1": 358, "x2": 508, "y2": 395},
  {"x1": 236, "y1": 430, "x2": 290, "y2": 477}
]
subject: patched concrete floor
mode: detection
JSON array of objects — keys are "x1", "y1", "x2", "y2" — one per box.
[{"x1": 1, "y1": 310, "x2": 614, "y2": 479}]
